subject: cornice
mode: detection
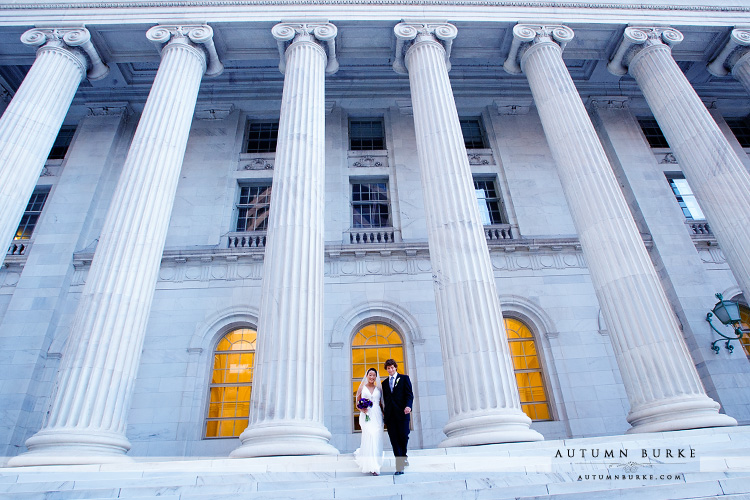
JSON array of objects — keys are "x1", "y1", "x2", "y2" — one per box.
[{"x1": 0, "y1": 1, "x2": 749, "y2": 11}]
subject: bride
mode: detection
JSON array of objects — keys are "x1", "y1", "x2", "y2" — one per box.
[{"x1": 353, "y1": 367, "x2": 384, "y2": 475}]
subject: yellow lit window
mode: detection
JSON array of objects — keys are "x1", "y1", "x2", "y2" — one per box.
[
  {"x1": 205, "y1": 328, "x2": 256, "y2": 438},
  {"x1": 738, "y1": 306, "x2": 750, "y2": 358},
  {"x1": 351, "y1": 323, "x2": 404, "y2": 431},
  {"x1": 504, "y1": 318, "x2": 552, "y2": 421}
]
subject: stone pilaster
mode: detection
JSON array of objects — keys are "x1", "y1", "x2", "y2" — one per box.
[
  {"x1": 395, "y1": 21, "x2": 543, "y2": 447},
  {"x1": 610, "y1": 26, "x2": 750, "y2": 344},
  {"x1": 9, "y1": 24, "x2": 220, "y2": 466},
  {"x1": 708, "y1": 27, "x2": 750, "y2": 94},
  {"x1": 507, "y1": 24, "x2": 736, "y2": 433},
  {"x1": 0, "y1": 27, "x2": 107, "y2": 256},
  {"x1": 231, "y1": 22, "x2": 339, "y2": 458}
]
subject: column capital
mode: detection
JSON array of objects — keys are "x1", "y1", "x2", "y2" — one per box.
[
  {"x1": 272, "y1": 22, "x2": 338, "y2": 75},
  {"x1": 503, "y1": 24, "x2": 574, "y2": 75},
  {"x1": 393, "y1": 21, "x2": 457, "y2": 75},
  {"x1": 607, "y1": 26, "x2": 684, "y2": 76},
  {"x1": 147, "y1": 24, "x2": 223, "y2": 77},
  {"x1": 708, "y1": 27, "x2": 750, "y2": 77},
  {"x1": 21, "y1": 27, "x2": 109, "y2": 81}
]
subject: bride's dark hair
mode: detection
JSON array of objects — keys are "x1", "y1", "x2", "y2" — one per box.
[{"x1": 366, "y1": 367, "x2": 378, "y2": 375}]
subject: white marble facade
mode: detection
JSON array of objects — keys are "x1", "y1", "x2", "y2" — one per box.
[{"x1": 1, "y1": 0, "x2": 750, "y2": 463}]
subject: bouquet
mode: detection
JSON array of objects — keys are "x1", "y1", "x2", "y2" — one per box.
[{"x1": 357, "y1": 397, "x2": 374, "y2": 421}]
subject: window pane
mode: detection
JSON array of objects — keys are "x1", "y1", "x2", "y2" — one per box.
[
  {"x1": 235, "y1": 184, "x2": 272, "y2": 231},
  {"x1": 727, "y1": 118, "x2": 750, "y2": 148},
  {"x1": 668, "y1": 177, "x2": 705, "y2": 220},
  {"x1": 350, "y1": 119, "x2": 385, "y2": 151},
  {"x1": 47, "y1": 126, "x2": 76, "y2": 160},
  {"x1": 460, "y1": 118, "x2": 487, "y2": 149},
  {"x1": 351, "y1": 183, "x2": 391, "y2": 229},
  {"x1": 245, "y1": 121, "x2": 279, "y2": 153},
  {"x1": 638, "y1": 118, "x2": 670, "y2": 148},
  {"x1": 473, "y1": 179, "x2": 504, "y2": 225},
  {"x1": 14, "y1": 187, "x2": 51, "y2": 240},
  {"x1": 206, "y1": 328, "x2": 257, "y2": 438},
  {"x1": 505, "y1": 318, "x2": 552, "y2": 421}
]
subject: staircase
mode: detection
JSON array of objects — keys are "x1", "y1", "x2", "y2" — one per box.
[{"x1": 1, "y1": 426, "x2": 749, "y2": 499}]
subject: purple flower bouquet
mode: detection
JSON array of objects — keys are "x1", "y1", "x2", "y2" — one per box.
[{"x1": 357, "y1": 397, "x2": 373, "y2": 421}]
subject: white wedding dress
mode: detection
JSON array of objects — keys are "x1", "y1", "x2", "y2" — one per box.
[{"x1": 354, "y1": 385, "x2": 384, "y2": 474}]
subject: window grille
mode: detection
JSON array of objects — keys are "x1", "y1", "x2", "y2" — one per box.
[
  {"x1": 14, "y1": 187, "x2": 51, "y2": 240},
  {"x1": 244, "y1": 121, "x2": 279, "y2": 154},
  {"x1": 235, "y1": 184, "x2": 272, "y2": 232},
  {"x1": 667, "y1": 175, "x2": 704, "y2": 220},
  {"x1": 473, "y1": 179, "x2": 504, "y2": 225},
  {"x1": 48, "y1": 126, "x2": 76, "y2": 160},
  {"x1": 460, "y1": 118, "x2": 488, "y2": 149},
  {"x1": 726, "y1": 117, "x2": 750, "y2": 148},
  {"x1": 638, "y1": 118, "x2": 670, "y2": 148},
  {"x1": 349, "y1": 119, "x2": 385, "y2": 151},
  {"x1": 352, "y1": 182, "x2": 390, "y2": 229}
]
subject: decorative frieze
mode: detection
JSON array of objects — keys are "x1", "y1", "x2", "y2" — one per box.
[
  {"x1": 494, "y1": 98, "x2": 533, "y2": 115},
  {"x1": 194, "y1": 103, "x2": 234, "y2": 120},
  {"x1": 238, "y1": 154, "x2": 274, "y2": 170},
  {"x1": 348, "y1": 150, "x2": 388, "y2": 168}
]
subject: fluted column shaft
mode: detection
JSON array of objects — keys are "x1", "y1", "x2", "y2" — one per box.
[
  {"x1": 231, "y1": 22, "x2": 339, "y2": 458},
  {"x1": 509, "y1": 24, "x2": 735, "y2": 433},
  {"x1": 10, "y1": 26, "x2": 214, "y2": 466},
  {"x1": 395, "y1": 22, "x2": 542, "y2": 447},
  {"x1": 622, "y1": 28, "x2": 750, "y2": 327},
  {"x1": 0, "y1": 29, "x2": 89, "y2": 255}
]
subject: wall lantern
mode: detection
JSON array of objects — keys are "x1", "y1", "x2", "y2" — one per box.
[{"x1": 706, "y1": 293, "x2": 744, "y2": 354}]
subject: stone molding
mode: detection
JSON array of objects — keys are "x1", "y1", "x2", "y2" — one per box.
[
  {"x1": 607, "y1": 26, "x2": 684, "y2": 76},
  {"x1": 271, "y1": 22, "x2": 338, "y2": 75},
  {"x1": 146, "y1": 24, "x2": 223, "y2": 77},
  {"x1": 393, "y1": 21, "x2": 457, "y2": 74},
  {"x1": 494, "y1": 98, "x2": 533, "y2": 115},
  {"x1": 587, "y1": 96, "x2": 629, "y2": 109},
  {"x1": 21, "y1": 27, "x2": 109, "y2": 80},
  {"x1": 708, "y1": 27, "x2": 750, "y2": 77},
  {"x1": 194, "y1": 103, "x2": 234, "y2": 120},
  {"x1": 503, "y1": 24, "x2": 574, "y2": 75},
  {"x1": 188, "y1": 305, "x2": 260, "y2": 353}
]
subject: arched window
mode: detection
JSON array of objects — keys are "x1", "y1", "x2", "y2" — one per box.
[
  {"x1": 351, "y1": 323, "x2": 404, "y2": 431},
  {"x1": 205, "y1": 328, "x2": 256, "y2": 438},
  {"x1": 738, "y1": 305, "x2": 750, "y2": 358},
  {"x1": 504, "y1": 317, "x2": 552, "y2": 421}
]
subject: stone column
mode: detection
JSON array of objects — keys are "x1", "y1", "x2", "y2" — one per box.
[
  {"x1": 0, "y1": 27, "x2": 108, "y2": 255},
  {"x1": 393, "y1": 21, "x2": 543, "y2": 447},
  {"x1": 231, "y1": 22, "x2": 339, "y2": 458},
  {"x1": 505, "y1": 24, "x2": 736, "y2": 433},
  {"x1": 708, "y1": 27, "x2": 750, "y2": 94},
  {"x1": 9, "y1": 25, "x2": 222, "y2": 466},
  {"x1": 610, "y1": 26, "x2": 750, "y2": 329}
]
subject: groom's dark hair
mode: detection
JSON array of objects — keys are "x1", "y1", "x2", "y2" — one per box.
[{"x1": 384, "y1": 359, "x2": 397, "y2": 369}]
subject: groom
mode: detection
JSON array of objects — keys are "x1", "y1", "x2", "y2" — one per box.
[{"x1": 381, "y1": 358, "x2": 413, "y2": 475}]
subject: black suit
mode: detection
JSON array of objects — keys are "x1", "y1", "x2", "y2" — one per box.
[{"x1": 381, "y1": 373, "x2": 414, "y2": 472}]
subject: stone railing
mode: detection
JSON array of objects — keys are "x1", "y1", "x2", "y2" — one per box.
[
  {"x1": 687, "y1": 220, "x2": 711, "y2": 236},
  {"x1": 227, "y1": 231, "x2": 267, "y2": 249},
  {"x1": 7, "y1": 240, "x2": 31, "y2": 256},
  {"x1": 345, "y1": 228, "x2": 398, "y2": 244},
  {"x1": 484, "y1": 224, "x2": 514, "y2": 241}
]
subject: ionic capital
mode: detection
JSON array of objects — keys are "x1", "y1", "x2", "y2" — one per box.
[
  {"x1": 272, "y1": 22, "x2": 338, "y2": 75},
  {"x1": 607, "y1": 26, "x2": 684, "y2": 76},
  {"x1": 21, "y1": 27, "x2": 109, "y2": 81},
  {"x1": 147, "y1": 24, "x2": 223, "y2": 77},
  {"x1": 503, "y1": 24, "x2": 574, "y2": 75},
  {"x1": 708, "y1": 28, "x2": 750, "y2": 77},
  {"x1": 393, "y1": 21, "x2": 457, "y2": 74}
]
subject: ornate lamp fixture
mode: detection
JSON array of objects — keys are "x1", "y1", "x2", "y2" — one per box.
[{"x1": 707, "y1": 293, "x2": 745, "y2": 353}]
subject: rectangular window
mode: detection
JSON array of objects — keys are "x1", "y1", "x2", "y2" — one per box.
[
  {"x1": 235, "y1": 184, "x2": 272, "y2": 232},
  {"x1": 638, "y1": 118, "x2": 670, "y2": 148},
  {"x1": 726, "y1": 117, "x2": 750, "y2": 148},
  {"x1": 474, "y1": 179, "x2": 504, "y2": 225},
  {"x1": 48, "y1": 126, "x2": 76, "y2": 160},
  {"x1": 352, "y1": 182, "x2": 390, "y2": 228},
  {"x1": 668, "y1": 175, "x2": 704, "y2": 220},
  {"x1": 460, "y1": 118, "x2": 488, "y2": 149},
  {"x1": 244, "y1": 121, "x2": 279, "y2": 154},
  {"x1": 349, "y1": 119, "x2": 385, "y2": 151},
  {"x1": 14, "y1": 187, "x2": 51, "y2": 240}
]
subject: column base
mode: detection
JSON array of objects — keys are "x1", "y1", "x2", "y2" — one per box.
[
  {"x1": 626, "y1": 395, "x2": 738, "y2": 434},
  {"x1": 8, "y1": 428, "x2": 133, "y2": 467},
  {"x1": 439, "y1": 411, "x2": 544, "y2": 447},
  {"x1": 230, "y1": 420, "x2": 339, "y2": 458}
]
